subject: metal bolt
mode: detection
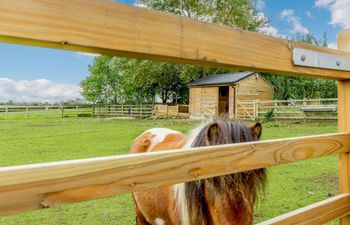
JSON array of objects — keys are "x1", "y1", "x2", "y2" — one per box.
[
  {"x1": 336, "y1": 60, "x2": 341, "y2": 66},
  {"x1": 301, "y1": 55, "x2": 306, "y2": 62}
]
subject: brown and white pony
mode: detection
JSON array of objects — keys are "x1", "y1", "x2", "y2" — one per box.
[{"x1": 130, "y1": 119, "x2": 266, "y2": 225}]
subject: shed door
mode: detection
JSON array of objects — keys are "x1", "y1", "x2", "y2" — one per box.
[{"x1": 218, "y1": 86, "x2": 229, "y2": 115}]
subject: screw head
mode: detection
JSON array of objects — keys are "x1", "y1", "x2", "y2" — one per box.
[
  {"x1": 301, "y1": 55, "x2": 306, "y2": 62},
  {"x1": 336, "y1": 60, "x2": 341, "y2": 66}
]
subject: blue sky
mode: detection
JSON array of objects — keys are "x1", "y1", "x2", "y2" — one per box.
[
  {"x1": 0, "y1": 0, "x2": 349, "y2": 102},
  {"x1": 260, "y1": 0, "x2": 343, "y2": 46}
]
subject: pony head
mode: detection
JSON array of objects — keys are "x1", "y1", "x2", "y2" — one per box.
[
  {"x1": 190, "y1": 119, "x2": 262, "y2": 147},
  {"x1": 176, "y1": 119, "x2": 266, "y2": 225}
]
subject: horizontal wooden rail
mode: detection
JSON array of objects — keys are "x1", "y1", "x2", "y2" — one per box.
[
  {"x1": 1, "y1": 0, "x2": 350, "y2": 79},
  {"x1": 0, "y1": 132, "x2": 349, "y2": 216},
  {"x1": 258, "y1": 194, "x2": 350, "y2": 225}
]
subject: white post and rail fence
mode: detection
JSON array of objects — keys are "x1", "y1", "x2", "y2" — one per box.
[
  {"x1": 0, "y1": 0, "x2": 350, "y2": 224},
  {"x1": 236, "y1": 98, "x2": 338, "y2": 121},
  {"x1": 0, "y1": 100, "x2": 338, "y2": 121},
  {"x1": 0, "y1": 104, "x2": 190, "y2": 120},
  {"x1": 0, "y1": 104, "x2": 154, "y2": 119}
]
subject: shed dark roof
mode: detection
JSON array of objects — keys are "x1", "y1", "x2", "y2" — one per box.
[{"x1": 188, "y1": 71, "x2": 256, "y2": 87}]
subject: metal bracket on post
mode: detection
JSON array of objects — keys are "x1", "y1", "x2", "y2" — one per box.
[{"x1": 292, "y1": 48, "x2": 350, "y2": 71}]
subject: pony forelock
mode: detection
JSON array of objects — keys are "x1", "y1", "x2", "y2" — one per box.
[
  {"x1": 183, "y1": 119, "x2": 213, "y2": 149},
  {"x1": 175, "y1": 118, "x2": 267, "y2": 225}
]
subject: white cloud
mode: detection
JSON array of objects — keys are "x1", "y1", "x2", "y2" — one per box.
[
  {"x1": 315, "y1": 0, "x2": 350, "y2": 28},
  {"x1": 327, "y1": 42, "x2": 337, "y2": 49},
  {"x1": 133, "y1": 2, "x2": 147, "y2": 8},
  {"x1": 255, "y1": 12, "x2": 287, "y2": 38},
  {"x1": 77, "y1": 52, "x2": 100, "y2": 57},
  {"x1": 281, "y1": 9, "x2": 294, "y2": 17},
  {"x1": 315, "y1": 0, "x2": 336, "y2": 7},
  {"x1": 280, "y1": 9, "x2": 309, "y2": 34},
  {"x1": 259, "y1": 25, "x2": 286, "y2": 38},
  {"x1": 0, "y1": 78, "x2": 83, "y2": 103},
  {"x1": 255, "y1": 0, "x2": 265, "y2": 10}
]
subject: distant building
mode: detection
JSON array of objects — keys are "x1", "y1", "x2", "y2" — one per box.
[{"x1": 188, "y1": 71, "x2": 274, "y2": 119}]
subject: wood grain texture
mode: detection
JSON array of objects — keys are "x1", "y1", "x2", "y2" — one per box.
[
  {"x1": 258, "y1": 194, "x2": 350, "y2": 225},
  {"x1": 1, "y1": 0, "x2": 350, "y2": 79},
  {"x1": 0, "y1": 133, "x2": 349, "y2": 216},
  {"x1": 338, "y1": 29, "x2": 350, "y2": 225}
]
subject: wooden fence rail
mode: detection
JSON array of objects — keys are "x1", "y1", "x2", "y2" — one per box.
[
  {"x1": 1, "y1": 0, "x2": 350, "y2": 79},
  {"x1": 0, "y1": 132, "x2": 349, "y2": 217},
  {"x1": 153, "y1": 104, "x2": 189, "y2": 117},
  {"x1": 93, "y1": 105, "x2": 153, "y2": 118},
  {"x1": 257, "y1": 194, "x2": 350, "y2": 225},
  {"x1": 1, "y1": 0, "x2": 350, "y2": 224},
  {"x1": 0, "y1": 104, "x2": 153, "y2": 119},
  {"x1": 237, "y1": 98, "x2": 338, "y2": 121}
]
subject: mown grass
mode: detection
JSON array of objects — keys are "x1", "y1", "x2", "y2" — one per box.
[{"x1": 0, "y1": 118, "x2": 338, "y2": 224}]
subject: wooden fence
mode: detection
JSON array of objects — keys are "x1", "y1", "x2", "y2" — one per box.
[
  {"x1": 93, "y1": 105, "x2": 153, "y2": 118},
  {"x1": 237, "y1": 98, "x2": 338, "y2": 121},
  {"x1": 0, "y1": 104, "x2": 153, "y2": 119},
  {"x1": 153, "y1": 104, "x2": 189, "y2": 117},
  {"x1": 1, "y1": 0, "x2": 350, "y2": 224}
]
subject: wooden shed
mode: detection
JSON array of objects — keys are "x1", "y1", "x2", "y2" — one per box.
[{"x1": 188, "y1": 71, "x2": 274, "y2": 119}]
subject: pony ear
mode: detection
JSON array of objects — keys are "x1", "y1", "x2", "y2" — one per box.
[
  {"x1": 207, "y1": 122, "x2": 219, "y2": 144},
  {"x1": 251, "y1": 122, "x2": 262, "y2": 139}
]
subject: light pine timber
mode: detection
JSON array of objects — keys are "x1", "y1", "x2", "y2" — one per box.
[
  {"x1": 338, "y1": 29, "x2": 350, "y2": 225},
  {"x1": 258, "y1": 194, "x2": 350, "y2": 225},
  {"x1": 1, "y1": 0, "x2": 350, "y2": 79},
  {"x1": 0, "y1": 133, "x2": 350, "y2": 216}
]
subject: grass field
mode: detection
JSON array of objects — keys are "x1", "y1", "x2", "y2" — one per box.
[{"x1": 0, "y1": 118, "x2": 339, "y2": 224}]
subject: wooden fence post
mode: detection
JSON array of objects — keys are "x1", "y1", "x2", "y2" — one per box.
[
  {"x1": 5, "y1": 106, "x2": 8, "y2": 119},
  {"x1": 76, "y1": 106, "x2": 79, "y2": 117},
  {"x1": 26, "y1": 106, "x2": 28, "y2": 119},
  {"x1": 274, "y1": 100, "x2": 277, "y2": 112},
  {"x1": 45, "y1": 106, "x2": 48, "y2": 119},
  {"x1": 61, "y1": 106, "x2": 64, "y2": 118},
  {"x1": 338, "y1": 29, "x2": 350, "y2": 225}
]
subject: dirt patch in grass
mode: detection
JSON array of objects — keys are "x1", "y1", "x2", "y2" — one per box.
[{"x1": 296, "y1": 172, "x2": 338, "y2": 197}]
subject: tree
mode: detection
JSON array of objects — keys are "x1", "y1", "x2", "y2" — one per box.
[
  {"x1": 322, "y1": 32, "x2": 328, "y2": 47},
  {"x1": 80, "y1": 56, "x2": 126, "y2": 104},
  {"x1": 122, "y1": 60, "x2": 184, "y2": 103}
]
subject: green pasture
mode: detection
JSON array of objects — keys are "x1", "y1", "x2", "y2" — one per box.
[{"x1": 0, "y1": 118, "x2": 339, "y2": 224}]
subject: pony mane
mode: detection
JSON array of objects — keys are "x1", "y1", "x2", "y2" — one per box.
[{"x1": 174, "y1": 119, "x2": 267, "y2": 225}]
